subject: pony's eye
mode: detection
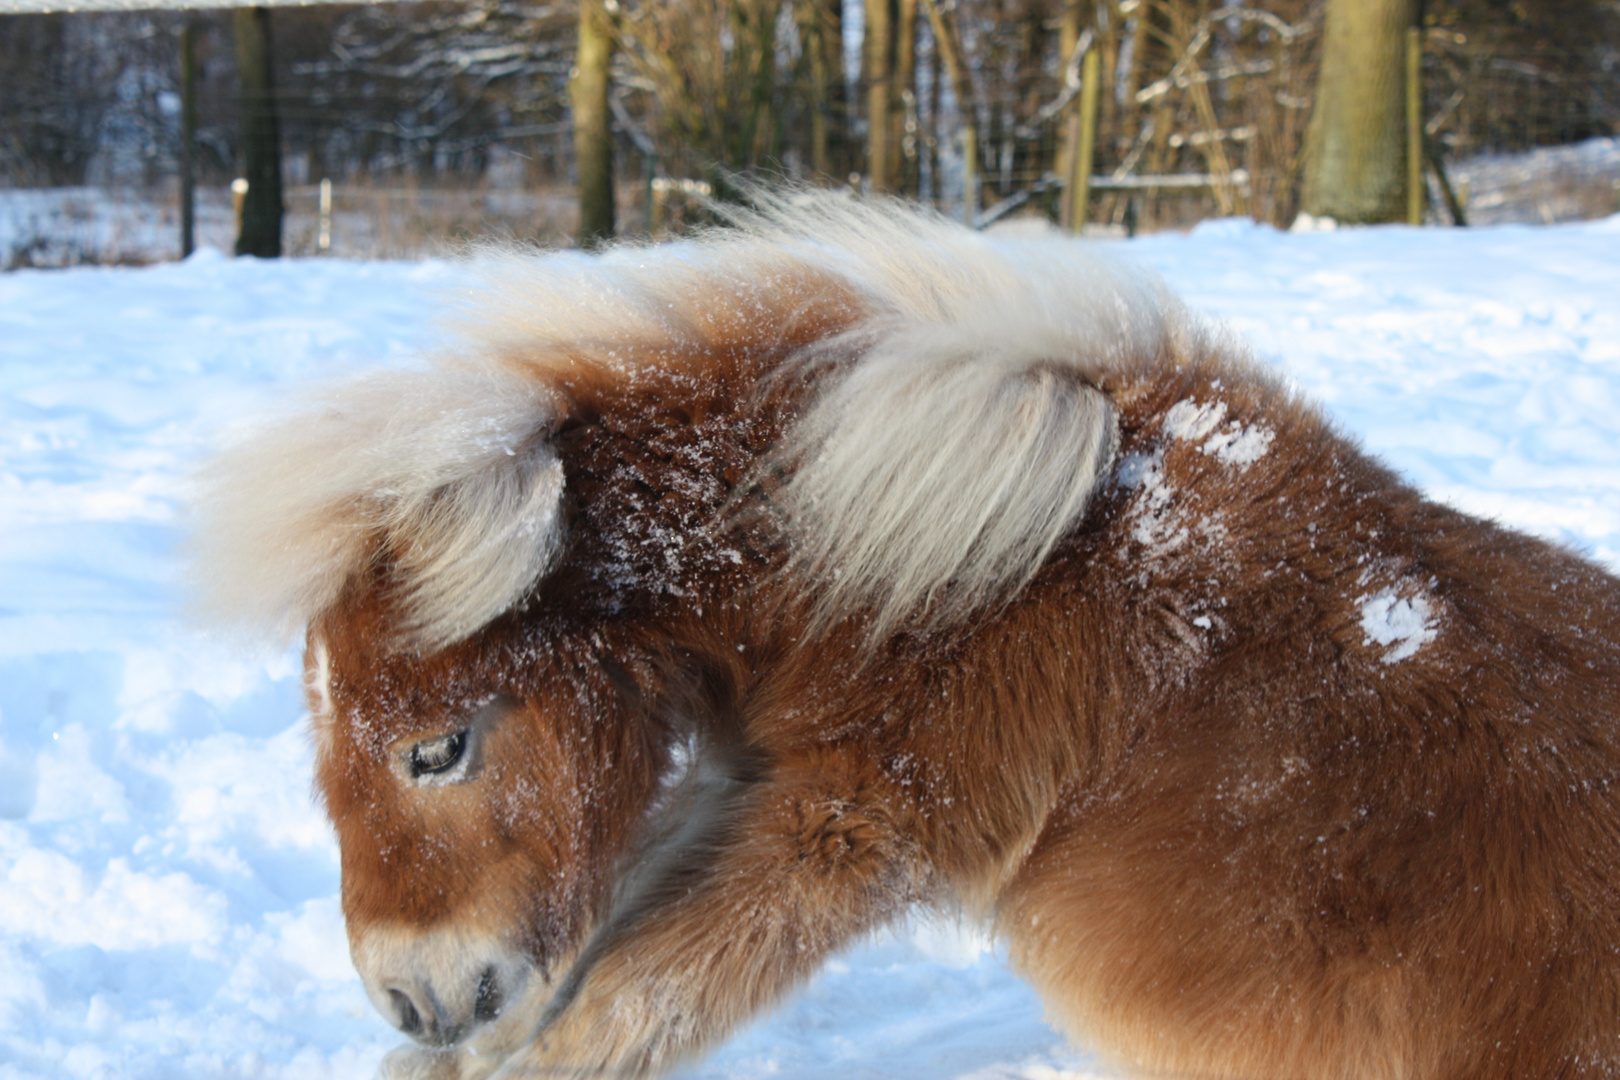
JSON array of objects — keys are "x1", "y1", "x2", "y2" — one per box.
[{"x1": 408, "y1": 731, "x2": 467, "y2": 778}]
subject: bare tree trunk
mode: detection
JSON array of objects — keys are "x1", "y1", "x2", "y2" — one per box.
[
  {"x1": 179, "y1": 18, "x2": 196, "y2": 259},
  {"x1": 1057, "y1": 0, "x2": 1086, "y2": 229},
  {"x1": 1096, "y1": 1, "x2": 1120, "y2": 171},
  {"x1": 571, "y1": 0, "x2": 615, "y2": 248},
  {"x1": 1137, "y1": 0, "x2": 1174, "y2": 229},
  {"x1": 894, "y1": 0, "x2": 917, "y2": 195},
  {"x1": 805, "y1": 0, "x2": 846, "y2": 180},
  {"x1": 1067, "y1": 47, "x2": 1100, "y2": 233},
  {"x1": 926, "y1": 19, "x2": 942, "y2": 204},
  {"x1": 865, "y1": 0, "x2": 894, "y2": 192},
  {"x1": 233, "y1": 7, "x2": 282, "y2": 258},
  {"x1": 738, "y1": 0, "x2": 779, "y2": 168},
  {"x1": 1299, "y1": 0, "x2": 1417, "y2": 224}
]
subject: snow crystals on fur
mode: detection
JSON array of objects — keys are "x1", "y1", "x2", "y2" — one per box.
[{"x1": 191, "y1": 196, "x2": 1192, "y2": 647}]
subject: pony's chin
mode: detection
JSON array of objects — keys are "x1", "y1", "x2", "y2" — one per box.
[
  {"x1": 378, "y1": 1044, "x2": 471, "y2": 1080},
  {"x1": 379, "y1": 1044, "x2": 504, "y2": 1080}
]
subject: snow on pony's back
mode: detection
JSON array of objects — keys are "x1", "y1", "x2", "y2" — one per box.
[{"x1": 190, "y1": 194, "x2": 1620, "y2": 1080}]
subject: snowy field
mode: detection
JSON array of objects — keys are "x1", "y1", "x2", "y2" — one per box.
[{"x1": 2, "y1": 215, "x2": 1619, "y2": 1080}]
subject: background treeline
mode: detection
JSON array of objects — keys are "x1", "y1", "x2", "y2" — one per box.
[{"x1": 1, "y1": 0, "x2": 1616, "y2": 231}]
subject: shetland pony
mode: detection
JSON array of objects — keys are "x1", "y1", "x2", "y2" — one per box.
[{"x1": 193, "y1": 198, "x2": 1620, "y2": 1080}]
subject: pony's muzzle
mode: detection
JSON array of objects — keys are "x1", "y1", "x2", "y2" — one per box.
[
  {"x1": 353, "y1": 926, "x2": 535, "y2": 1049},
  {"x1": 381, "y1": 973, "x2": 494, "y2": 1045}
]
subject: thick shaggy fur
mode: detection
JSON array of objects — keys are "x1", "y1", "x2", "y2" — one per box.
[{"x1": 195, "y1": 198, "x2": 1620, "y2": 1080}]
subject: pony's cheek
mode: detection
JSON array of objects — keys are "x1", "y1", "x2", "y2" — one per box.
[{"x1": 477, "y1": 708, "x2": 579, "y2": 830}]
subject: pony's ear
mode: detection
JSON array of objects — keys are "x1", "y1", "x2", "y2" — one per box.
[{"x1": 189, "y1": 362, "x2": 568, "y2": 651}]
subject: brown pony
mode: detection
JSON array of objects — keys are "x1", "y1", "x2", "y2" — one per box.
[{"x1": 193, "y1": 198, "x2": 1620, "y2": 1080}]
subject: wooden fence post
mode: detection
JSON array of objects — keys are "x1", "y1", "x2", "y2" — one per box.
[
  {"x1": 1406, "y1": 26, "x2": 1423, "y2": 225},
  {"x1": 1067, "y1": 47, "x2": 1100, "y2": 235},
  {"x1": 318, "y1": 177, "x2": 332, "y2": 252},
  {"x1": 651, "y1": 178, "x2": 668, "y2": 236}
]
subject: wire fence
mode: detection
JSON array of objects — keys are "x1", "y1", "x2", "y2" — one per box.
[{"x1": 0, "y1": 0, "x2": 1616, "y2": 265}]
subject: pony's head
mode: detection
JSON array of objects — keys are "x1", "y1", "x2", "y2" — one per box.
[
  {"x1": 304, "y1": 585, "x2": 663, "y2": 1050},
  {"x1": 187, "y1": 213, "x2": 862, "y2": 1050},
  {"x1": 188, "y1": 195, "x2": 1184, "y2": 1054},
  {"x1": 182, "y1": 362, "x2": 645, "y2": 1047}
]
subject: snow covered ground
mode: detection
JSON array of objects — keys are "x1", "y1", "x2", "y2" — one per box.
[
  {"x1": 2, "y1": 215, "x2": 1619, "y2": 1080},
  {"x1": 1450, "y1": 136, "x2": 1620, "y2": 226}
]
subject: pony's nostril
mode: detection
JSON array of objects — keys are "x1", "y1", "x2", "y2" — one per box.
[
  {"x1": 388, "y1": 988, "x2": 423, "y2": 1036},
  {"x1": 473, "y1": 966, "x2": 503, "y2": 1023}
]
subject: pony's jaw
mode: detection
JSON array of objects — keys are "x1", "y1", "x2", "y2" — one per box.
[{"x1": 352, "y1": 922, "x2": 551, "y2": 1051}]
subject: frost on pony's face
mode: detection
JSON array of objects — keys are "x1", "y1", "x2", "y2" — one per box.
[{"x1": 304, "y1": 583, "x2": 662, "y2": 1059}]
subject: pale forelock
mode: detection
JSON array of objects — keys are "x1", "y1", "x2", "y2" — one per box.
[{"x1": 188, "y1": 360, "x2": 564, "y2": 649}]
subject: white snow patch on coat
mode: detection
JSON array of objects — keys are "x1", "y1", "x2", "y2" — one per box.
[
  {"x1": 1164, "y1": 399, "x2": 1228, "y2": 442},
  {"x1": 1164, "y1": 399, "x2": 1273, "y2": 469},
  {"x1": 1359, "y1": 586, "x2": 1439, "y2": 664},
  {"x1": 1200, "y1": 421, "x2": 1275, "y2": 468}
]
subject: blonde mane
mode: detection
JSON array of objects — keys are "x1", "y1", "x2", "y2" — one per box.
[{"x1": 189, "y1": 196, "x2": 1192, "y2": 648}]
